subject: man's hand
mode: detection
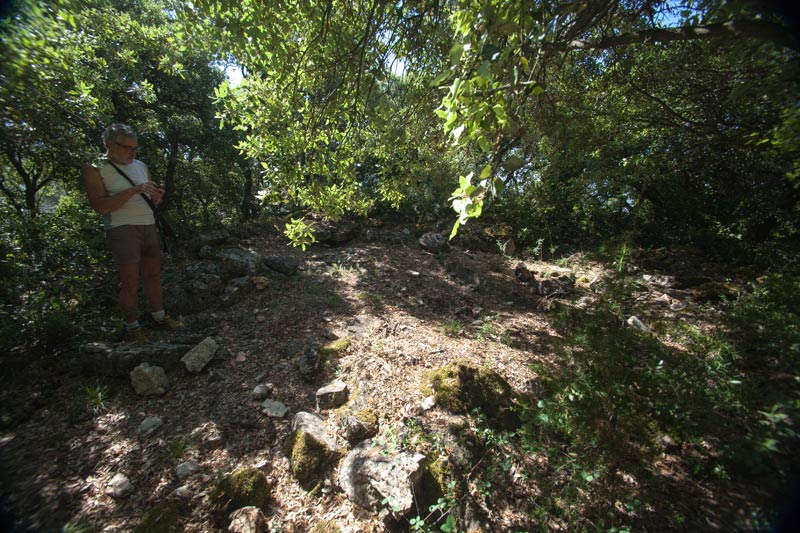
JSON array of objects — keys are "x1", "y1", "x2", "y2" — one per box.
[{"x1": 136, "y1": 181, "x2": 164, "y2": 204}]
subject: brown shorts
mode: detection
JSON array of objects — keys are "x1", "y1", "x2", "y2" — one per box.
[{"x1": 106, "y1": 224, "x2": 162, "y2": 265}]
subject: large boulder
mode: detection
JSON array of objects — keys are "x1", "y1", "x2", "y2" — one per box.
[{"x1": 338, "y1": 439, "x2": 425, "y2": 513}]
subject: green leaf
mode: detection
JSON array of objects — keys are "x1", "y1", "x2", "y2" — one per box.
[
  {"x1": 449, "y1": 219, "x2": 461, "y2": 240},
  {"x1": 480, "y1": 164, "x2": 492, "y2": 179},
  {"x1": 449, "y1": 42, "x2": 464, "y2": 65}
]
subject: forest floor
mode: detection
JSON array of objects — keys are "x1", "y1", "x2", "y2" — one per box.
[{"x1": 0, "y1": 220, "x2": 796, "y2": 532}]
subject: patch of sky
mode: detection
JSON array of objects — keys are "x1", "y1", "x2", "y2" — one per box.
[{"x1": 211, "y1": 60, "x2": 244, "y2": 87}]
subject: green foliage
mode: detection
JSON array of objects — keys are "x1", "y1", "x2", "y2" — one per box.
[
  {"x1": 284, "y1": 217, "x2": 317, "y2": 250},
  {"x1": 82, "y1": 381, "x2": 110, "y2": 415}
]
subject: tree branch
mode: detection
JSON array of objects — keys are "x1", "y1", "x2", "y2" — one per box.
[{"x1": 544, "y1": 19, "x2": 797, "y2": 52}]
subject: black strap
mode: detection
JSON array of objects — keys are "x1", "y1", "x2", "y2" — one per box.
[{"x1": 107, "y1": 161, "x2": 159, "y2": 214}]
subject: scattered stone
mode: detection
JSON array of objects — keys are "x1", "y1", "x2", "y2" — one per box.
[
  {"x1": 285, "y1": 412, "x2": 340, "y2": 488},
  {"x1": 250, "y1": 383, "x2": 274, "y2": 400},
  {"x1": 181, "y1": 337, "x2": 219, "y2": 374},
  {"x1": 296, "y1": 346, "x2": 322, "y2": 382},
  {"x1": 338, "y1": 439, "x2": 425, "y2": 513},
  {"x1": 420, "y1": 396, "x2": 436, "y2": 411},
  {"x1": 130, "y1": 363, "x2": 169, "y2": 396},
  {"x1": 212, "y1": 467, "x2": 272, "y2": 512},
  {"x1": 340, "y1": 408, "x2": 380, "y2": 444},
  {"x1": 106, "y1": 473, "x2": 133, "y2": 498},
  {"x1": 316, "y1": 380, "x2": 349, "y2": 410},
  {"x1": 260, "y1": 254, "x2": 300, "y2": 276},
  {"x1": 228, "y1": 506, "x2": 269, "y2": 533},
  {"x1": 176, "y1": 460, "x2": 201, "y2": 479},
  {"x1": 626, "y1": 315, "x2": 650, "y2": 333},
  {"x1": 191, "y1": 422, "x2": 225, "y2": 449},
  {"x1": 137, "y1": 416, "x2": 164, "y2": 436},
  {"x1": 262, "y1": 399, "x2": 288, "y2": 418},
  {"x1": 173, "y1": 485, "x2": 193, "y2": 499}
]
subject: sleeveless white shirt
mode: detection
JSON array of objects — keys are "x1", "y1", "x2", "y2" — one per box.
[{"x1": 97, "y1": 159, "x2": 155, "y2": 229}]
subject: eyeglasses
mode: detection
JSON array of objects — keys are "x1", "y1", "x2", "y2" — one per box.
[{"x1": 113, "y1": 141, "x2": 139, "y2": 153}]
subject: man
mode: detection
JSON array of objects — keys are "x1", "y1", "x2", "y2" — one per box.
[{"x1": 82, "y1": 123, "x2": 182, "y2": 342}]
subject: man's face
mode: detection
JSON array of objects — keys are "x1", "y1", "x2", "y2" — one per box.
[{"x1": 106, "y1": 134, "x2": 138, "y2": 165}]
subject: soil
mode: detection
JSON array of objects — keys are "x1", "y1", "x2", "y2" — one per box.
[{"x1": 0, "y1": 221, "x2": 762, "y2": 532}]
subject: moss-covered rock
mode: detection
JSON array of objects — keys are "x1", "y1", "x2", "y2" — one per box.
[
  {"x1": 320, "y1": 338, "x2": 349, "y2": 357},
  {"x1": 212, "y1": 467, "x2": 271, "y2": 512},
  {"x1": 285, "y1": 430, "x2": 333, "y2": 489},
  {"x1": 309, "y1": 519, "x2": 342, "y2": 533},
  {"x1": 425, "y1": 360, "x2": 520, "y2": 430},
  {"x1": 340, "y1": 407, "x2": 380, "y2": 443},
  {"x1": 132, "y1": 499, "x2": 182, "y2": 533}
]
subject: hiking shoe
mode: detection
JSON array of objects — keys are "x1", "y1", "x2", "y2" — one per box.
[
  {"x1": 154, "y1": 315, "x2": 184, "y2": 330},
  {"x1": 122, "y1": 327, "x2": 149, "y2": 343}
]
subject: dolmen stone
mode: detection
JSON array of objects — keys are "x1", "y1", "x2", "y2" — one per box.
[
  {"x1": 80, "y1": 341, "x2": 188, "y2": 377},
  {"x1": 285, "y1": 412, "x2": 339, "y2": 489},
  {"x1": 181, "y1": 336, "x2": 219, "y2": 373},
  {"x1": 316, "y1": 379, "x2": 349, "y2": 410},
  {"x1": 130, "y1": 363, "x2": 169, "y2": 396},
  {"x1": 338, "y1": 439, "x2": 425, "y2": 513}
]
